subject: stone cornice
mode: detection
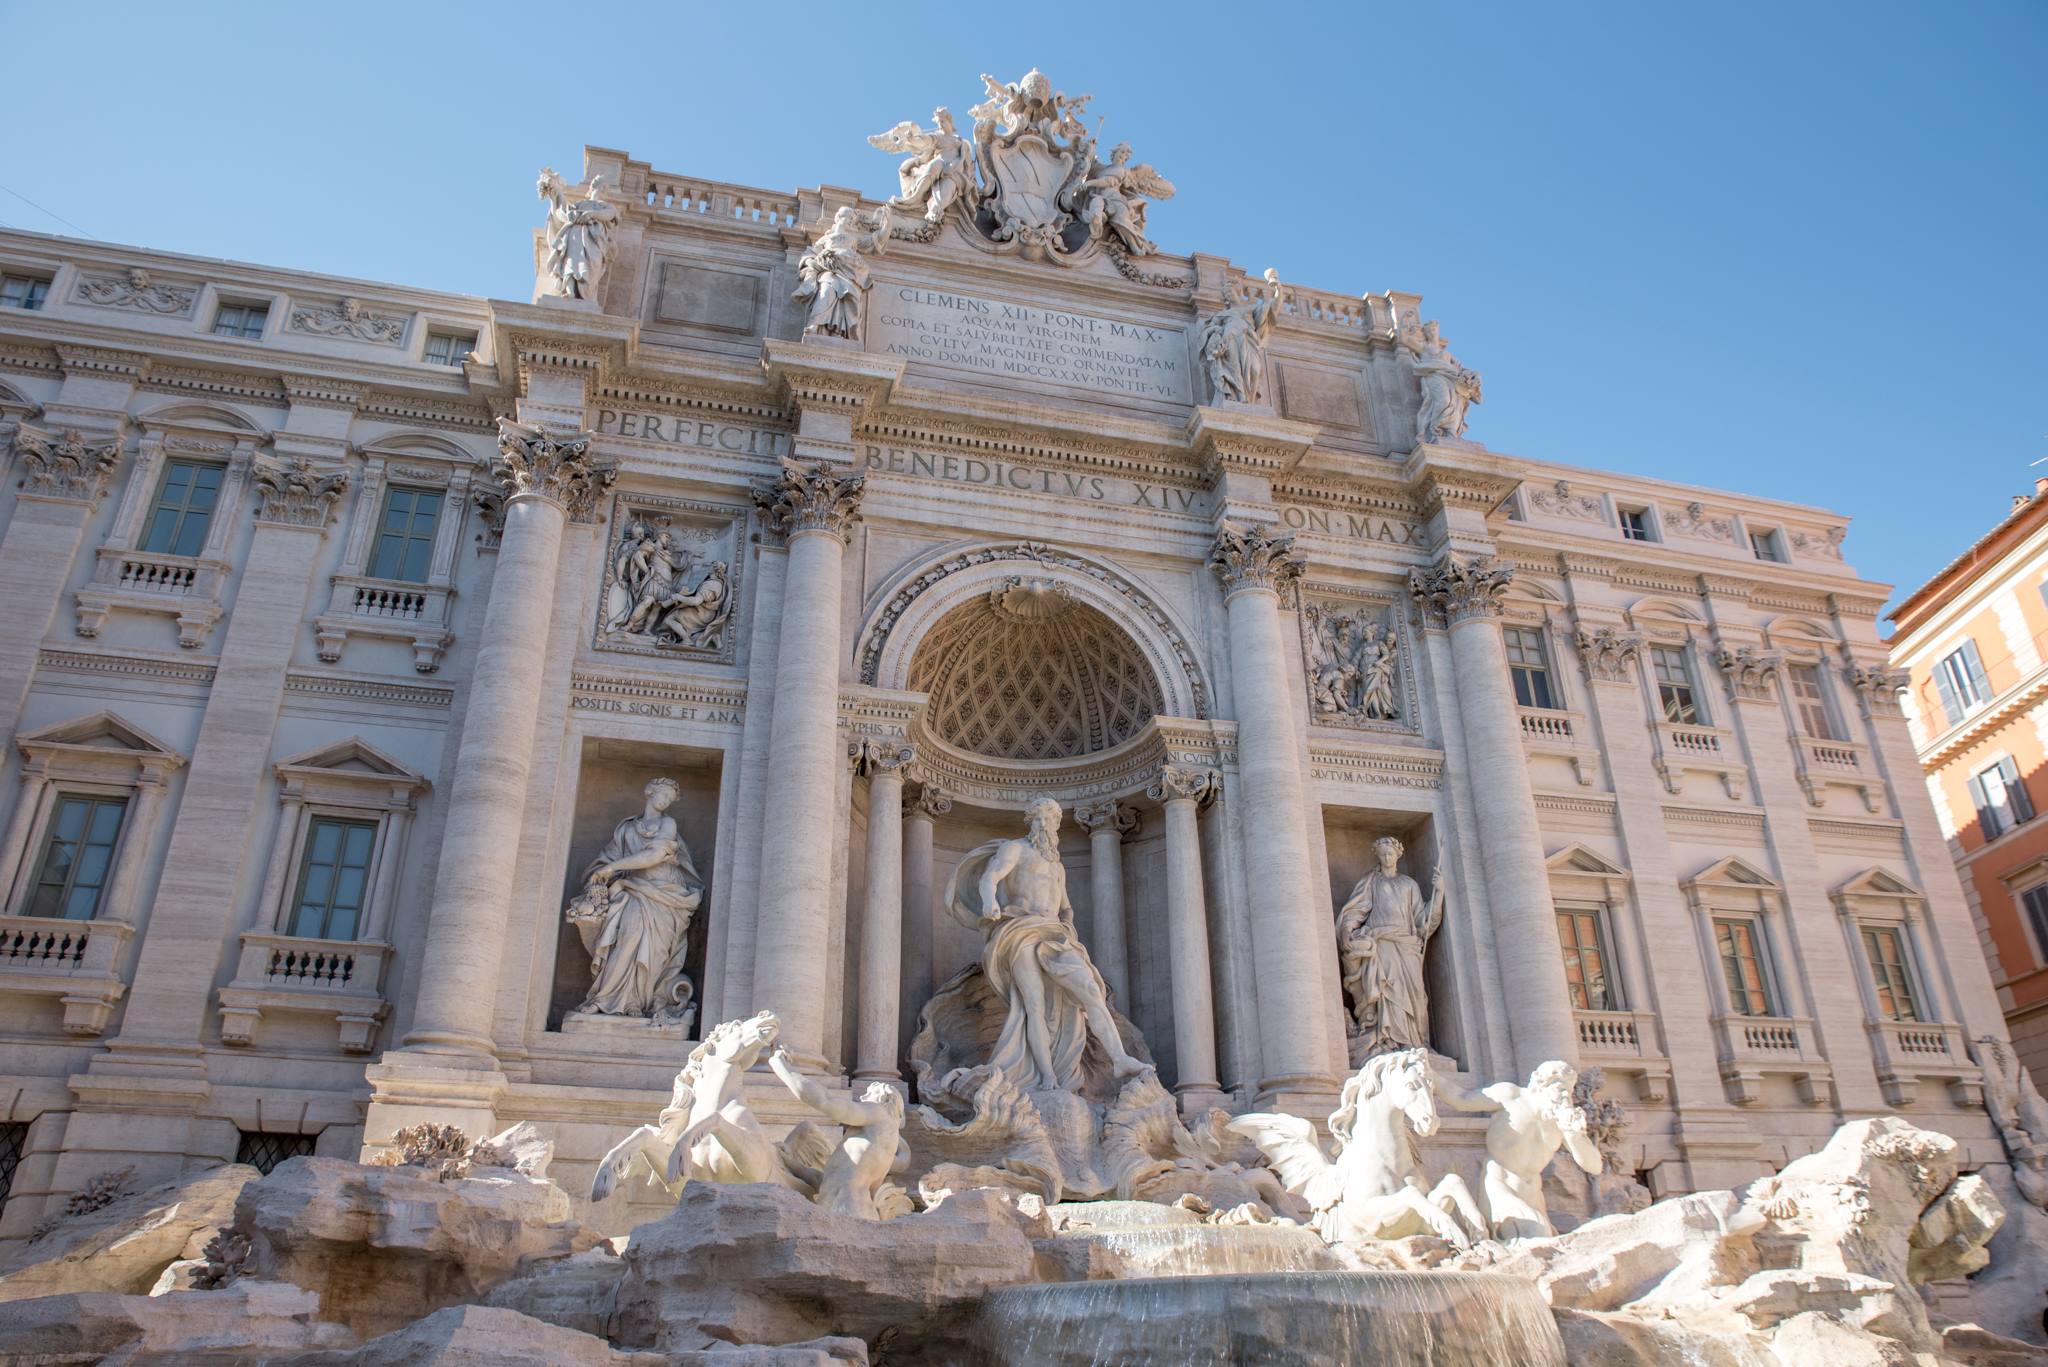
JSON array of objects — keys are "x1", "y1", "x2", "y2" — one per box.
[
  {"x1": 1185, "y1": 405, "x2": 1318, "y2": 482},
  {"x1": 280, "y1": 373, "x2": 370, "y2": 411},
  {"x1": 55, "y1": 344, "x2": 151, "y2": 382},
  {"x1": 760, "y1": 339, "x2": 902, "y2": 414}
]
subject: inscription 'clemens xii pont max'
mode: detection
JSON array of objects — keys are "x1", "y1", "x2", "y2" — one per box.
[{"x1": 869, "y1": 287, "x2": 1192, "y2": 403}]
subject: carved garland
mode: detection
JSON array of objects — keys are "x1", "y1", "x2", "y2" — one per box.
[{"x1": 857, "y1": 541, "x2": 1209, "y2": 720}]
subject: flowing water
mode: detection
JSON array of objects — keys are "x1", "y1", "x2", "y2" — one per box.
[{"x1": 971, "y1": 1269, "x2": 1568, "y2": 1367}]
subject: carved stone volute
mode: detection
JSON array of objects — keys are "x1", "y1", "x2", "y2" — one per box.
[
  {"x1": 1847, "y1": 664, "x2": 1911, "y2": 719},
  {"x1": 250, "y1": 454, "x2": 349, "y2": 529},
  {"x1": 1208, "y1": 521, "x2": 1304, "y2": 600},
  {"x1": 753, "y1": 457, "x2": 865, "y2": 541},
  {"x1": 1714, "y1": 645, "x2": 1784, "y2": 702},
  {"x1": 13, "y1": 424, "x2": 123, "y2": 507},
  {"x1": 491, "y1": 418, "x2": 615, "y2": 523},
  {"x1": 1409, "y1": 554, "x2": 1513, "y2": 626},
  {"x1": 851, "y1": 739, "x2": 916, "y2": 776},
  {"x1": 1575, "y1": 627, "x2": 1647, "y2": 684},
  {"x1": 905, "y1": 783, "x2": 953, "y2": 820},
  {"x1": 1146, "y1": 765, "x2": 1219, "y2": 806},
  {"x1": 1074, "y1": 798, "x2": 1141, "y2": 838}
]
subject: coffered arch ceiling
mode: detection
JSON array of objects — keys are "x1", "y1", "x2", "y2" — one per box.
[{"x1": 907, "y1": 579, "x2": 1166, "y2": 762}]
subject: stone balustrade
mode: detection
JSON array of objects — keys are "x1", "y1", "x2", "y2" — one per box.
[
  {"x1": 1573, "y1": 1008, "x2": 1673, "y2": 1100},
  {"x1": 1790, "y1": 733, "x2": 1882, "y2": 811},
  {"x1": 1518, "y1": 707, "x2": 1598, "y2": 785},
  {"x1": 216, "y1": 931, "x2": 391, "y2": 1054},
  {"x1": 74, "y1": 546, "x2": 229, "y2": 648},
  {"x1": 1650, "y1": 720, "x2": 1747, "y2": 798},
  {"x1": 641, "y1": 175, "x2": 802, "y2": 228},
  {"x1": 1864, "y1": 1017, "x2": 1978, "y2": 1108},
  {"x1": 0, "y1": 913, "x2": 135, "y2": 1035},
  {"x1": 1710, "y1": 1011, "x2": 1832, "y2": 1106},
  {"x1": 314, "y1": 575, "x2": 455, "y2": 673}
]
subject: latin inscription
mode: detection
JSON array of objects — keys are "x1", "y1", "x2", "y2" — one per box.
[
  {"x1": 572, "y1": 695, "x2": 743, "y2": 724},
  {"x1": 1278, "y1": 503, "x2": 1421, "y2": 546},
  {"x1": 594, "y1": 408, "x2": 790, "y2": 456},
  {"x1": 870, "y1": 288, "x2": 1192, "y2": 403},
  {"x1": 865, "y1": 445, "x2": 1203, "y2": 515}
]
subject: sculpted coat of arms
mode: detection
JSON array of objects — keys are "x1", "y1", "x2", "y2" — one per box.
[{"x1": 867, "y1": 68, "x2": 1175, "y2": 266}]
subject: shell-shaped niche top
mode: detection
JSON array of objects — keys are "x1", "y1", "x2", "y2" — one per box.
[{"x1": 909, "y1": 578, "x2": 1165, "y2": 762}]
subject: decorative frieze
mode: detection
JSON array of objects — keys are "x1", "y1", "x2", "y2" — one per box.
[
  {"x1": 1790, "y1": 527, "x2": 1847, "y2": 561},
  {"x1": 1714, "y1": 646, "x2": 1783, "y2": 702},
  {"x1": 1663, "y1": 501, "x2": 1736, "y2": 544},
  {"x1": 1574, "y1": 627, "x2": 1646, "y2": 683},
  {"x1": 1408, "y1": 553, "x2": 1513, "y2": 626},
  {"x1": 1529, "y1": 480, "x2": 1603, "y2": 521},
  {"x1": 1208, "y1": 521, "x2": 1304, "y2": 600},
  {"x1": 250, "y1": 455, "x2": 348, "y2": 528},
  {"x1": 752, "y1": 456, "x2": 865, "y2": 541},
  {"x1": 12, "y1": 425, "x2": 122, "y2": 506},
  {"x1": 491, "y1": 418, "x2": 614, "y2": 522},
  {"x1": 597, "y1": 496, "x2": 743, "y2": 662},
  {"x1": 287, "y1": 296, "x2": 407, "y2": 345},
  {"x1": 74, "y1": 268, "x2": 195, "y2": 316}
]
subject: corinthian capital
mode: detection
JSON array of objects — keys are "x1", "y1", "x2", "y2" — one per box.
[
  {"x1": 1208, "y1": 520, "x2": 1304, "y2": 600},
  {"x1": 753, "y1": 456, "x2": 865, "y2": 541},
  {"x1": 1074, "y1": 798, "x2": 1141, "y2": 838},
  {"x1": 1714, "y1": 645, "x2": 1783, "y2": 702},
  {"x1": 1147, "y1": 764, "x2": 1219, "y2": 806},
  {"x1": 1574, "y1": 627, "x2": 1646, "y2": 684},
  {"x1": 251, "y1": 454, "x2": 349, "y2": 528},
  {"x1": 1847, "y1": 664, "x2": 1911, "y2": 718},
  {"x1": 492, "y1": 417, "x2": 615, "y2": 523},
  {"x1": 12, "y1": 424, "x2": 122, "y2": 507},
  {"x1": 1409, "y1": 554, "x2": 1513, "y2": 626}
]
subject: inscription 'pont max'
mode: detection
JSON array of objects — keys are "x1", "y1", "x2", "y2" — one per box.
[{"x1": 869, "y1": 287, "x2": 1192, "y2": 403}]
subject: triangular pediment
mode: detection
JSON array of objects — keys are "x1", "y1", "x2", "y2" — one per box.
[
  {"x1": 1834, "y1": 866, "x2": 1922, "y2": 901},
  {"x1": 18, "y1": 711, "x2": 182, "y2": 759},
  {"x1": 274, "y1": 737, "x2": 423, "y2": 783},
  {"x1": 1683, "y1": 855, "x2": 1781, "y2": 892},
  {"x1": 1545, "y1": 843, "x2": 1631, "y2": 880}
]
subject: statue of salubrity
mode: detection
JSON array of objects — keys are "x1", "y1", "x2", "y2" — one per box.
[
  {"x1": 562, "y1": 778, "x2": 702, "y2": 1031},
  {"x1": 1337, "y1": 835, "x2": 1444, "y2": 1064}
]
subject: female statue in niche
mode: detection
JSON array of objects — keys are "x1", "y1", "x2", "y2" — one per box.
[
  {"x1": 1337, "y1": 835, "x2": 1444, "y2": 1058},
  {"x1": 564, "y1": 777, "x2": 702, "y2": 1027}
]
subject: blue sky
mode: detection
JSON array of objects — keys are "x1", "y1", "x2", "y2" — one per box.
[{"x1": 6, "y1": 2, "x2": 2042, "y2": 621}]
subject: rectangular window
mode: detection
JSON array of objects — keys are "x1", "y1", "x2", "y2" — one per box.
[
  {"x1": 1714, "y1": 916, "x2": 1777, "y2": 1016},
  {"x1": 139, "y1": 459, "x2": 224, "y2": 558},
  {"x1": 0, "y1": 274, "x2": 50, "y2": 310},
  {"x1": 366, "y1": 486, "x2": 443, "y2": 583},
  {"x1": 26, "y1": 795, "x2": 128, "y2": 921},
  {"x1": 2022, "y1": 885, "x2": 2048, "y2": 965},
  {"x1": 1556, "y1": 908, "x2": 1617, "y2": 1011},
  {"x1": 1970, "y1": 756, "x2": 2036, "y2": 839},
  {"x1": 1651, "y1": 645, "x2": 1701, "y2": 724},
  {"x1": 1619, "y1": 507, "x2": 1653, "y2": 542},
  {"x1": 0, "y1": 1120, "x2": 24, "y2": 1216},
  {"x1": 212, "y1": 302, "x2": 268, "y2": 339},
  {"x1": 1786, "y1": 664, "x2": 1839, "y2": 740},
  {"x1": 422, "y1": 331, "x2": 475, "y2": 367},
  {"x1": 1932, "y1": 640, "x2": 1995, "y2": 725},
  {"x1": 1859, "y1": 925, "x2": 1920, "y2": 1022},
  {"x1": 1750, "y1": 528, "x2": 1784, "y2": 562},
  {"x1": 286, "y1": 817, "x2": 378, "y2": 940},
  {"x1": 1503, "y1": 626, "x2": 1558, "y2": 710}
]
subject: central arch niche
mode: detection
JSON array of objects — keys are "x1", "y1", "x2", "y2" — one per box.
[{"x1": 908, "y1": 579, "x2": 1166, "y2": 761}]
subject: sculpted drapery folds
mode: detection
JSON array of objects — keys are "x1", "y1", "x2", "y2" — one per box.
[
  {"x1": 605, "y1": 519, "x2": 733, "y2": 652},
  {"x1": 491, "y1": 417, "x2": 616, "y2": 522},
  {"x1": 12, "y1": 425, "x2": 123, "y2": 506},
  {"x1": 1198, "y1": 271, "x2": 1280, "y2": 406},
  {"x1": 1208, "y1": 520, "x2": 1305, "y2": 600},
  {"x1": 869, "y1": 108, "x2": 976, "y2": 225},
  {"x1": 563, "y1": 777, "x2": 703, "y2": 1027},
  {"x1": 536, "y1": 167, "x2": 620, "y2": 302},
  {"x1": 752, "y1": 456, "x2": 865, "y2": 541},
  {"x1": 1337, "y1": 836, "x2": 1445, "y2": 1059},
  {"x1": 943, "y1": 797, "x2": 1151, "y2": 1093},
  {"x1": 1398, "y1": 316, "x2": 1482, "y2": 446},
  {"x1": 793, "y1": 206, "x2": 890, "y2": 341},
  {"x1": 1409, "y1": 554, "x2": 1514, "y2": 626},
  {"x1": 1306, "y1": 603, "x2": 1401, "y2": 723}
]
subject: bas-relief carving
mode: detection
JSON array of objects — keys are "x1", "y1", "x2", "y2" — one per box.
[
  {"x1": 1529, "y1": 480, "x2": 1603, "y2": 522},
  {"x1": 1197, "y1": 272, "x2": 1279, "y2": 406},
  {"x1": 794, "y1": 207, "x2": 891, "y2": 342},
  {"x1": 600, "y1": 508, "x2": 737, "y2": 656},
  {"x1": 1847, "y1": 663, "x2": 1911, "y2": 717},
  {"x1": 1303, "y1": 601, "x2": 1401, "y2": 725},
  {"x1": 1574, "y1": 627, "x2": 1646, "y2": 683},
  {"x1": 12, "y1": 424, "x2": 122, "y2": 506},
  {"x1": 1335, "y1": 836, "x2": 1443, "y2": 1062},
  {"x1": 1713, "y1": 645, "x2": 1783, "y2": 701},
  {"x1": 536, "y1": 167, "x2": 621, "y2": 303},
  {"x1": 73, "y1": 267, "x2": 195, "y2": 316},
  {"x1": 1663, "y1": 500, "x2": 1737, "y2": 544},
  {"x1": 1397, "y1": 316, "x2": 1482, "y2": 447},
  {"x1": 1790, "y1": 526, "x2": 1847, "y2": 561},
  {"x1": 562, "y1": 777, "x2": 701, "y2": 1030},
  {"x1": 287, "y1": 296, "x2": 407, "y2": 345}
]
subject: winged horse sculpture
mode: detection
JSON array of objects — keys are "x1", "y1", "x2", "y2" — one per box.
[{"x1": 1227, "y1": 1048, "x2": 1487, "y2": 1247}]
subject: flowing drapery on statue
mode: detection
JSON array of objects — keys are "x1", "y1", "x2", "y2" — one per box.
[
  {"x1": 942, "y1": 798, "x2": 1150, "y2": 1093},
  {"x1": 564, "y1": 777, "x2": 702, "y2": 1026},
  {"x1": 1336, "y1": 835, "x2": 1444, "y2": 1059}
]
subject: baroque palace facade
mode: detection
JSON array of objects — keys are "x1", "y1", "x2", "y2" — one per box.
[{"x1": 0, "y1": 71, "x2": 2020, "y2": 1238}]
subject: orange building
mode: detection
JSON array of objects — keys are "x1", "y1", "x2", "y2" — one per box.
[{"x1": 1891, "y1": 478, "x2": 2048, "y2": 1078}]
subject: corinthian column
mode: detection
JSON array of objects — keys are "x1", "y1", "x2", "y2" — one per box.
[
  {"x1": 1148, "y1": 766, "x2": 1223, "y2": 1105},
  {"x1": 1073, "y1": 799, "x2": 1138, "y2": 1008},
  {"x1": 1209, "y1": 523, "x2": 1339, "y2": 1103},
  {"x1": 401, "y1": 421, "x2": 615, "y2": 1058},
  {"x1": 750, "y1": 458, "x2": 864, "y2": 1069},
  {"x1": 854, "y1": 741, "x2": 913, "y2": 1084},
  {"x1": 900, "y1": 783, "x2": 949, "y2": 1052},
  {"x1": 1410, "y1": 554, "x2": 1579, "y2": 1073}
]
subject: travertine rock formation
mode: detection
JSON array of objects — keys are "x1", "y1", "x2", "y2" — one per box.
[
  {"x1": 0, "y1": 1280, "x2": 354, "y2": 1362},
  {"x1": 0, "y1": 1162, "x2": 259, "y2": 1302}
]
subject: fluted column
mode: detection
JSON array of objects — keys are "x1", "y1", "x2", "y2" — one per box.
[
  {"x1": 1149, "y1": 766, "x2": 1223, "y2": 1102},
  {"x1": 1209, "y1": 523, "x2": 1339, "y2": 1101},
  {"x1": 855, "y1": 741, "x2": 913, "y2": 1083},
  {"x1": 1073, "y1": 799, "x2": 1138, "y2": 1008},
  {"x1": 0, "y1": 426, "x2": 123, "y2": 746},
  {"x1": 900, "y1": 783, "x2": 948, "y2": 1053},
  {"x1": 749, "y1": 459, "x2": 864, "y2": 1069},
  {"x1": 1411, "y1": 554, "x2": 1579, "y2": 1074},
  {"x1": 401, "y1": 421, "x2": 614, "y2": 1058}
]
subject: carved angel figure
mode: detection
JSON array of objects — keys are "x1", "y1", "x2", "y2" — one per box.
[
  {"x1": 1229, "y1": 1050, "x2": 1487, "y2": 1247},
  {"x1": 1079, "y1": 143, "x2": 1175, "y2": 256},
  {"x1": 870, "y1": 108, "x2": 976, "y2": 225},
  {"x1": 794, "y1": 206, "x2": 889, "y2": 341},
  {"x1": 536, "y1": 168, "x2": 620, "y2": 302},
  {"x1": 1337, "y1": 836, "x2": 1444, "y2": 1057},
  {"x1": 1399, "y1": 318, "x2": 1481, "y2": 446},
  {"x1": 563, "y1": 778, "x2": 701, "y2": 1026},
  {"x1": 1198, "y1": 271, "x2": 1280, "y2": 405}
]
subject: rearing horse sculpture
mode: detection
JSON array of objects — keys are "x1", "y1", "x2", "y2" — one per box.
[
  {"x1": 1228, "y1": 1048, "x2": 1487, "y2": 1247},
  {"x1": 589, "y1": 1009, "x2": 802, "y2": 1201}
]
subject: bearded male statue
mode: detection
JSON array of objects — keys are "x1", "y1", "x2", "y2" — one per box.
[{"x1": 944, "y1": 798, "x2": 1151, "y2": 1093}]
